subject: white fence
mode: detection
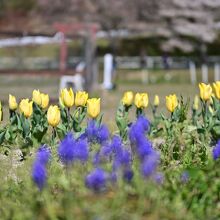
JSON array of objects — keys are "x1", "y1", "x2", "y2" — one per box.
[
  {"x1": 1, "y1": 56, "x2": 220, "y2": 84},
  {"x1": 115, "y1": 56, "x2": 220, "y2": 70},
  {"x1": 0, "y1": 56, "x2": 220, "y2": 71}
]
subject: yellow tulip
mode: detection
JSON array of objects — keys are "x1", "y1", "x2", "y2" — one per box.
[
  {"x1": 154, "y1": 95, "x2": 160, "y2": 107},
  {"x1": 40, "y1": 93, "x2": 49, "y2": 109},
  {"x1": 193, "y1": 95, "x2": 199, "y2": 110},
  {"x1": 47, "y1": 105, "x2": 61, "y2": 127},
  {"x1": 9, "y1": 94, "x2": 18, "y2": 110},
  {"x1": 87, "y1": 98, "x2": 100, "y2": 118},
  {"x1": 134, "y1": 93, "x2": 149, "y2": 108},
  {"x1": 60, "y1": 88, "x2": 74, "y2": 108},
  {"x1": 213, "y1": 81, "x2": 220, "y2": 99},
  {"x1": 166, "y1": 94, "x2": 178, "y2": 113},
  {"x1": 19, "y1": 99, "x2": 33, "y2": 118},
  {"x1": 0, "y1": 102, "x2": 2, "y2": 122},
  {"x1": 75, "y1": 91, "x2": 88, "y2": 107},
  {"x1": 199, "y1": 83, "x2": 212, "y2": 101},
  {"x1": 122, "y1": 91, "x2": 133, "y2": 106},
  {"x1": 32, "y1": 90, "x2": 42, "y2": 105}
]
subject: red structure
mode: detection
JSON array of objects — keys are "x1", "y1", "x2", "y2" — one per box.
[{"x1": 53, "y1": 22, "x2": 99, "y2": 73}]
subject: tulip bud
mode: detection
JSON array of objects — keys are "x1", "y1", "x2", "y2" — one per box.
[
  {"x1": 153, "y1": 95, "x2": 160, "y2": 107},
  {"x1": 87, "y1": 98, "x2": 100, "y2": 118},
  {"x1": 134, "y1": 93, "x2": 148, "y2": 108},
  {"x1": 122, "y1": 91, "x2": 133, "y2": 106},
  {"x1": 199, "y1": 83, "x2": 212, "y2": 101},
  {"x1": 9, "y1": 94, "x2": 18, "y2": 110},
  {"x1": 19, "y1": 99, "x2": 33, "y2": 118},
  {"x1": 32, "y1": 90, "x2": 42, "y2": 105},
  {"x1": 60, "y1": 88, "x2": 74, "y2": 108},
  {"x1": 0, "y1": 102, "x2": 3, "y2": 122},
  {"x1": 193, "y1": 95, "x2": 199, "y2": 110},
  {"x1": 213, "y1": 81, "x2": 220, "y2": 100},
  {"x1": 40, "y1": 93, "x2": 49, "y2": 109},
  {"x1": 59, "y1": 97, "x2": 65, "y2": 109},
  {"x1": 75, "y1": 91, "x2": 88, "y2": 107},
  {"x1": 47, "y1": 105, "x2": 61, "y2": 127},
  {"x1": 166, "y1": 94, "x2": 178, "y2": 113}
]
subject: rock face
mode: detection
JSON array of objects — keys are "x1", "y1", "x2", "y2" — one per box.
[{"x1": 1, "y1": 0, "x2": 220, "y2": 51}]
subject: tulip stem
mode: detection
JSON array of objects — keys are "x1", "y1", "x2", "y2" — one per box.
[
  {"x1": 52, "y1": 127, "x2": 56, "y2": 146},
  {"x1": 192, "y1": 109, "x2": 197, "y2": 125},
  {"x1": 152, "y1": 106, "x2": 157, "y2": 118},
  {"x1": 171, "y1": 112, "x2": 173, "y2": 121},
  {"x1": 136, "y1": 108, "x2": 143, "y2": 118},
  {"x1": 201, "y1": 100, "x2": 208, "y2": 128},
  {"x1": 67, "y1": 107, "x2": 70, "y2": 131}
]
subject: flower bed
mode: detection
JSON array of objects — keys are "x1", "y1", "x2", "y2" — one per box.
[{"x1": 1, "y1": 84, "x2": 220, "y2": 219}]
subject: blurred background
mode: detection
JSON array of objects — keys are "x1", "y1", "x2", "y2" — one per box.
[{"x1": 0, "y1": 0, "x2": 220, "y2": 121}]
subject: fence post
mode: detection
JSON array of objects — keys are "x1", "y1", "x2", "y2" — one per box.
[
  {"x1": 59, "y1": 33, "x2": 67, "y2": 73},
  {"x1": 214, "y1": 63, "x2": 220, "y2": 81},
  {"x1": 102, "y1": 53, "x2": 113, "y2": 89},
  {"x1": 189, "y1": 61, "x2": 196, "y2": 85},
  {"x1": 201, "y1": 64, "x2": 208, "y2": 83}
]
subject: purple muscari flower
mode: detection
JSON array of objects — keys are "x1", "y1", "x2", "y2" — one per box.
[
  {"x1": 129, "y1": 116, "x2": 154, "y2": 161},
  {"x1": 213, "y1": 140, "x2": 220, "y2": 160},
  {"x1": 78, "y1": 132, "x2": 87, "y2": 141},
  {"x1": 32, "y1": 145, "x2": 51, "y2": 190},
  {"x1": 58, "y1": 133, "x2": 89, "y2": 165},
  {"x1": 100, "y1": 143, "x2": 112, "y2": 157},
  {"x1": 97, "y1": 124, "x2": 109, "y2": 143},
  {"x1": 113, "y1": 149, "x2": 132, "y2": 170},
  {"x1": 111, "y1": 135, "x2": 123, "y2": 155},
  {"x1": 36, "y1": 145, "x2": 51, "y2": 165},
  {"x1": 74, "y1": 139, "x2": 88, "y2": 162},
  {"x1": 136, "y1": 137, "x2": 154, "y2": 160},
  {"x1": 99, "y1": 135, "x2": 123, "y2": 164},
  {"x1": 153, "y1": 172, "x2": 164, "y2": 185},
  {"x1": 136, "y1": 115, "x2": 150, "y2": 132},
  {"x1": 32, "y1": 162, "x2": 47, "y2": 191},
  {"x1": 95, "y1": 139, "x2": 121, "y2": 167},
  {"x1": 141, "y1": 153, "x2": 160, "y2": 178},
  {"x1": 129, "y1": 122, "x2": 144, "y2": 144},
  {"x1": 119, "y1": 149, "x2": 132, "y2": 166},
  {"x1": 85, "y1": 120, "x2": 109, "y2": 144},
  {"x1": 123, "y1": 168, "x2": 134, "y2": 182},
  {"x1": 58, "y1": 133, "x2": 75, "y2": 165},
  {"x1": 181, "y1": 171, "x2": 189, "y2": 183},
  {"x1": 85, "y1": 168, "x2": 107, "y2": 191},
  {"x1": 86, "y1": 120, "x2": 97, "y2": 137},
  {"x1": 129, "y1": 116, "x2": 150, "y2": 143}
]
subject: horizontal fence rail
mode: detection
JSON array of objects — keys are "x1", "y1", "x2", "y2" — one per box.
[
  {"x1": 114, "y1": 56, "x2": 220, "y2": 70},
  {"x1": 0, "y1": 56, "x2": 220, "y2": 71}
]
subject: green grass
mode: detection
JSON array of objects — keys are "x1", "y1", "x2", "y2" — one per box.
[{"x1": 0, "y1": 72, "x2": 198, "y2": 100}]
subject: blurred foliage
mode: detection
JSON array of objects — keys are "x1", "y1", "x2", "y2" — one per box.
[
  {"x1": 0, "y1": 0, "x2": 36, "y2": 14},
  {"x1": 0, "y1": 117, "x2": 220, "y2": 219}
]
